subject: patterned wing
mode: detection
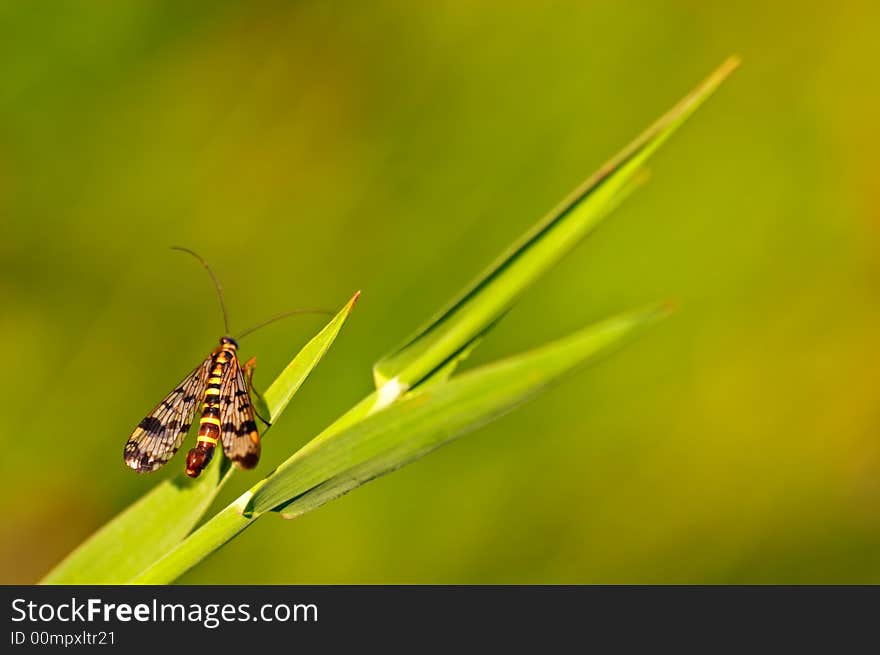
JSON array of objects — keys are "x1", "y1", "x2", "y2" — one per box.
[
  {"x1": 219, "y1": 352, "x2": 261, "y2": 469},
  {"x1": 124, "y1": 356, "x2": 212, "y2": 473}
]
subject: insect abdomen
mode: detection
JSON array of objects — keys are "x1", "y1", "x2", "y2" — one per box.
[{"x1": 185, "y1": 348, "x2": 231, "y2": 478}]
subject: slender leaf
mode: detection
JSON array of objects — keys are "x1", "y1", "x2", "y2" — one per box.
[
  {"x1": 40, "y1": 292, "x2": 359, "y2": 584},
  {"x1": 131, "y1": 304, "x2": 667, "y2": 584},
  {"x1": 39, "y1": 460, "x2": 229, "y2": 585},
  {"x1": 263, "y1": 291, "x2": 361, "y2": 421},
  {"x1": 372, "y1": 57, "x2": 739, "y2": 393},
  {"x1": 278, "y1": 306, "x2": 667, "y2": 519},
  {"x1": 254, "y1": 304, "x2": 669, "y2": 515}
]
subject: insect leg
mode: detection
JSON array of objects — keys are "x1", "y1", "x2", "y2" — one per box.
[{"x1": 243, "y1": 356, "x2": 272, "y2": 427}]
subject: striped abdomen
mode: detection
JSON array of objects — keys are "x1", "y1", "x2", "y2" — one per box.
[{"x1": 185, "y1": 341, "x2": 236, "y2": 478}]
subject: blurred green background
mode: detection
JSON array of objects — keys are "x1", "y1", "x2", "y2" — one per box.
[{"x1": 1, "y1": 1, "x2": 878, "y2": 584}]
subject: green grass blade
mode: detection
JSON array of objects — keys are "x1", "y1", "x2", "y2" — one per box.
[
  {"x1": 130, "y1": 503, "x2": 253, "y2": 585},
  {"x1": 40, "y1": 292, "x2": 359, "y2": 584},
  {"x1": 372, "y1": 57, "x2": 738, "y2": 393},
  {"x1": 263, "y1": 291, "x2": 361, "y2": 421},
  {"x1": 130, "y1": 304, "x2": 666, "y2": 584},
  {"x1": 131, "y1": 306, "x2": 667, "y2": 584},
  {"x1": 39, "y1": 460, "x2": 230, "y2": 584},
  {"x1": 256, "y1": 303, "x2": 670, "y2": 515}
]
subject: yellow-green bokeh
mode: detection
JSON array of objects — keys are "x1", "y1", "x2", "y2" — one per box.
[{"x1": 1, "y1": 1, "x2": 878, "y2": 583}]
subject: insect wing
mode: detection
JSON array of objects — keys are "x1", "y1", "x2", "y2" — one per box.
[
  {"x1": 219, "y1": 352, "x2": 261, "y2": 469},
  {"x1": 124, "y1": 357, "x2": 212, "y2": 473}
]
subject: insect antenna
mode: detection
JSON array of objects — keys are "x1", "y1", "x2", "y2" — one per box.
[
  {"x1": 236, "y1": 307, "x2": 333, "y2": 340},
  {"x1": 171, "y1": 246, "x2": 231, "y2": 334}
]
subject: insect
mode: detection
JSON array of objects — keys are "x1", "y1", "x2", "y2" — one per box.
[{"x1": 124, "y1": 247, "x2": 325, "y2": 478}]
